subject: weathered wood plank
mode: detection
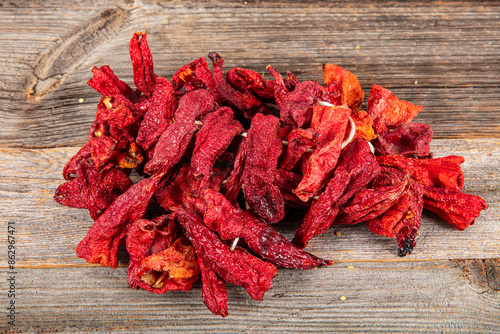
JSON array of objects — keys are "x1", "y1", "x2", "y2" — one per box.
[
  {"x1": 0, "y1": 260, "x2": 498, "y2": 332},
  {"x1": 0, "y1": 138, "x2": 497, "y2": 267},
  {"x1": 1, "y1": 0, "x2": 499, "y2": 147}
]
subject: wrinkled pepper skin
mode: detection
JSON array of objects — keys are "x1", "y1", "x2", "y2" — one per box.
[
  {"x1": 76, "y1": 173, "x2": 163, "y2": 268},
  {"x1": 367, "y1": 84, "x2": 424, "y2": 134},
  {"x1": 294, "y1": 104, "x2": 351, "y2": 202}
]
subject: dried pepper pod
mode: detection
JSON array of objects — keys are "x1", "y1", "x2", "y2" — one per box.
[
  {"x1": 267, "y1": 66, "x2": 321, "y2": 129},
  {"x1": 365, "y1": 178, "x2": 424, "y2": 257},
  {"x1": 88, "y1": 96, "x2": 143, "y2": 171},
  {"x1": 144, "y1": 89, "x2": 215, "y2": 175},
  {"x1": 367, "y1": 84, "x2": 424, "y2": 134},
  {"x1": 54, "y1": 160, "x2": 132, "y2": 220},
  {"x1": 226, "y1": 67, "x2": 275, "y2": 101},
  {"x1": 191, "y1": 107, "x2": 244, "y2": 186},
  {"x1": 171, "y1": 56, "x2": 218, "y2": 99},
  {"x1": 279, "y1": 128, "x2": 317, "y2": 172},
  {"x1": 136, "y1": 76, "x2": 178, "y2": 150},
  {"x1": 323, "y1": 64, "x2": 364, "y2": 113},
  {"x1": 198, "y1": 255, "x2": 228, "y2": 317},
  {"x1": 373, "y1": 123, "x2": 433, "y2": 158},
  {"x1": 376, "y1": 155, "x2": 465, "y2": 192},
  {"x1": 221, "y1": 137, "x2": 247, "y2": 204},
  {"x1": 293, "y1": 138, "x2": 379, "y2": 248},
  {"x1": 76, "y1": 173, "x2": 163, "y2": 268},
  {"x1": 242, "y1": 113, "x2": 285, "y2": 224},
  {"x1": 174, "y1": 209, "x2": 277, "y2": 302},
  {"x1": 129, "y1": 31, "x2": 157, "y2": 98},
  {"x1": 209, "y1": 52, "x2": 271, "y2": 120},
  {"x1": 87, "y1": 65, "x2": 139, "y2": 112},
  {"x1": 416, "y1": 182, "x2": 488, "y2": 230},
  {"x1": 294, "y1": 104, "x2": 351, "y2": 202},
  {"x1": 200, "y1": 189, "x2": 332, "y2": 269}
]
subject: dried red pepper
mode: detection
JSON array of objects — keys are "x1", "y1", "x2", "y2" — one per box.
[
  {"x1": 415, "y1": 181, "x2": 488, "y2": 230},
  {"x1": 200, "y1": 189, "x2": 332, "y2": 269},
  {"x1": 268, "y1": 66, "x2": 329, "y2": 130},
  {"x1": 54, "y1": 160, "x2": 132, "y2": 220},
  {"x1": 221, "y1": 137, "x2": 247, "y2": 204},
  {"x1": 174, "y1": 209, "x2": 277, "y2": 301},
  {"x1": 376, "y1": 154, "x2": 465, "y2": 192},
  {"x1": 367, "y1": 84, "x2": 424, "y2": 134},
  {"x1": 227, "y1": 67, "x2": 275, "y2": 101},
  {"x1": 191, "y1": 107, "x2": 244, "y2": 186},
  {"x1": 144, "y1": 89, "x2": 215, "y2": 175},
  {"x1": 279, "y1": 128, "x2": 317, "y2": 172},
  {"x1": 76, "y1": 173, "x2": 163, "y2": 268},
  {"x1": 242, "y1": 113, "x2": 285, "y2": 224},
  {"x1": 373, "y1": 123, "x2": 433, "y2": 158},
  {"x1": 129, "y1": 31, "x2": 157, "y2": 98},
  {"x1": 55, "y1": 31, "x2": 489, "y2": 317},
  {"x1": 293, "y1": 137, "x2": 380, "y2": 248},
  {"x1": 87, "y1": 65, "x2": 139, "y2": 112},
  {"x1": 136, "y1": 76, "x2": 178, "y2": 150},
  {"x1": 209, "y1": 52, "x2": 271, "y2": 120},
  {"x1": 294, "y1": 104, "x2": 351, "y2": 202},
  {"x1": 323, "y1": 64, "x2": 364, "y2": 113}
]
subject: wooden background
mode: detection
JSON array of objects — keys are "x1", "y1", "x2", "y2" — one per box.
[{"x1": 1, "y1": 0, "x2": 499, "y2": 332}]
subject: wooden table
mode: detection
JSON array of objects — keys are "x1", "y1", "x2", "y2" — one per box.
[{"x1": 1, "y1": 1, "x2": 499, "y2": 332}]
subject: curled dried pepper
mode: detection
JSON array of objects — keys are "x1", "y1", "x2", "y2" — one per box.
[
  {"x1": 227, "y1": 67, "x2": 275, "y2": 101},
  {"x1": 209, "y1": 52, "x2": 271, "y2": 120},
  {"x1": 376, "y1": 154, "x2": 465, "y2": 192},
  {"x1": 54, "y1": 160, "x2": 132, "y2": 220},
  {"x1": 294, "y1": 104, "x2": 351, "y2": 202},
  {"x1": 76, "y1": 173, "x2": 163, "y2": 268},
  {"x1": 367, "y1": 84, "x2": 424, "y2": 134},
  {"x1": 171, "y1": 56, "x2": 217, "y2": 99},
  {"x1": 323, "y1": 64, "x2": 364, "y2": 113},
  {"x1": 200, "y1": 189, "x2": 332, "y2": 269},
  {"x1": 129, "y1": 31, "x2": 157, "y2": 98},
  {"x1": 268, "y1": 66, "x2": 323, "y2": 129},
  {"x1": 242, "y1": 113, "x2": 284, "y2": 224},
  {"x1": 174, "y1": 209, "x2": 277, "y2": 301},
  {"x1": 87, "y1": 65, "x2": 139, "y2": 112}
]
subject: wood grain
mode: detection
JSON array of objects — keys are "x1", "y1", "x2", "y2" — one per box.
[
  {"x1": 1, "y1": 0, "x2": 499, "y2": 147},
  {"x1": 0, "y1": 260, "x2": 498, "y2": 333}
]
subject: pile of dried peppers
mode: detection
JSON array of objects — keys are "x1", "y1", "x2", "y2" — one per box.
[{"x1": 54, "y1": 32, "x2": 488, "y2": 317}]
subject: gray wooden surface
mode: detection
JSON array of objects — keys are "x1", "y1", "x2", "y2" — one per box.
[{"x1": 0, "y1": 0, "x2": 499, "y2": 332}]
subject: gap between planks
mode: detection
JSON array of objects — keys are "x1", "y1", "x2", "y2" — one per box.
[{"x1": 1, "y1": 257, "x2": 477, "y2": 270}]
